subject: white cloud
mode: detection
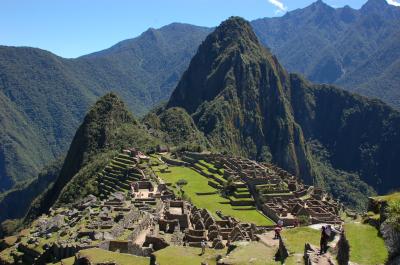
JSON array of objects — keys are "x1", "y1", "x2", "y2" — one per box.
[
  {"x1": 268, "y1": 0, "x2": 287, "y2": 12},
  {"x1": 387, "y1": 0, "x2": 400, "y2": 7}
]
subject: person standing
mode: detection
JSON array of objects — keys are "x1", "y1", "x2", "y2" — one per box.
[
  {"x1": 201, "y1": 240, "x2": 206, "y2": 255},
  {"x1": 320, "y1": 226, "x2": 328, "y2": 254}
]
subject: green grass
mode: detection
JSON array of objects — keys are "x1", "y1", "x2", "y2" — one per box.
[
  {"x1": 282, "y1": 224, "x2": 388, "y2": 265},
  {"x1": 281, "y1": 227, "x2": 320, "y2": 254},
  {"x1": 345, "y1": 223, "x2": 388, "y2": 265},
  {"x1": 199, "y1": 159, "x2": 217, "y2": 169},
  {"x1": 0, "y1": 246, "x2": 16, "y2": 264},
  {"x1": 154, "y1": 246, "x2": 224, "y2": 265},
  {"x1": 373, "y1": 192, "x2": 400, "y2": 202},
  {"x1": 195, "y1": 162, "x2": 226, "y2": 183},
  {"x1": 220, "y1": 242, "x2": 279, "y2": 265},
  {"x1": 155, "y1": 166, "x2": 274, "y2": 225},
  {"x1": 78, "y1": 248, "x2": 149, "y2": 265}
]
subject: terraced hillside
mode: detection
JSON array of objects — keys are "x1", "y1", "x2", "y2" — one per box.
[{"x1": 97, "y1": 150, "x2": 143, "y2": 199}]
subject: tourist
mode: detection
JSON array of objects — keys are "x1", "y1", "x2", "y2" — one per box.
[
  {"x1": 320, "y1": 226, "x2": 328, "y2": 254},
  {"x1": 325, "y1": 224, "x2": 332, "y2": 240},
  {"x1": 200, "y1": 240, "x2": 206, "y2": 255},
  {"x1": 274, "y1": 225, "x2": 282, "y2": 239}
]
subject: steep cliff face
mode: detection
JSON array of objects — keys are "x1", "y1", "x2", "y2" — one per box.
[
  {"x1": 289, "y1": 75, "x2": 400, "y2": 194},
  {"x1": 168, "y1": 17, "x2": 314, "y2": 183}
]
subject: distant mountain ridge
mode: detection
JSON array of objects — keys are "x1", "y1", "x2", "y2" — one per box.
[{"x1": 252, "y1": 0, "x2": 400, "y2": 108}]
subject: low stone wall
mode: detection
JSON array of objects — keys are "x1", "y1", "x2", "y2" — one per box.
[
  {"x1": 161, "y1": 156, "x2": 189, "y2": 167},
  {"x1": 208, "y1": 180, "x2": 222, "y2": 190},
  {"x1": 183, "y1": 152, "x2": 212, "y2": 161},
  {"x1": 144, "y1": 235, "x2": 169, "y2": 251},
  {"x1": 230, "y1": 200, "x2": 254, "y2": 206}
]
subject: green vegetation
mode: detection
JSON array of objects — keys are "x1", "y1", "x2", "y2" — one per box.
[
  {"x1": 154, "y1": 165, "x2": 273, "y2": 225},
  {"x1": 154, "y1": 246, "x2": 224, "y2": 265},
  {"x1": 0, "y1": 158, "x2": 63, "y2": 223},
  {"x1": 78, "y1": 248, "x2": 149, "y2": 265},
  {"x1": 25, "y1": 94, "x2": 162, "y2": 222},
  {"x1": 309, "y1": 140, "x2": 376, "y2": 211},
  {"x1": 282, "y1": 224, "x2": 388, "y2": 265},
  {"x1": 220, "y1": 242, "x2": 279, "y2": 265},
  {"x1": 386, "y1": 199, "x2": 400, "y2": 230},
  {"x1": 143, "y1": 107, "x2": 210, "y2": 151},
  {"x1": 373, "y1": 192, "x2": 400, "y2": 202},
  {"x1": 282, "y1": 227, "x2": 320, "y2": 254},
  {"x1": 344, "y1": 223, "x2": 388, "y2": 265}
]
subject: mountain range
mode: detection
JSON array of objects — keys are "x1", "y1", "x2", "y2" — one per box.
[
  {"x1": 0, "y1": 0, "x2": 400, "y2": 221},
  {"x1": 11, "y1": 16, "x2": 399, "y2": 226}
]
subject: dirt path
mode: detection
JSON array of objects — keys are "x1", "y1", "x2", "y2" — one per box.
[{"x1": 257, "y1": 231, "x2": 280, "y2": 248}]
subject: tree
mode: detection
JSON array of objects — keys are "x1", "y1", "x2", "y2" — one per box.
[{"x1": 176, "y1": 179, "x2": 188, "y2": 197}]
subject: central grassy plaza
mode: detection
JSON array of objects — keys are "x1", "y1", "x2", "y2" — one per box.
[{"x1": 153, "y1": 165, "x2": 274, "y2": 226}]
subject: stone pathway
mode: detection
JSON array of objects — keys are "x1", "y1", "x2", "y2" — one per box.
[{"x1": 134, "y1": 227, "x2": 151, "y2": 245}]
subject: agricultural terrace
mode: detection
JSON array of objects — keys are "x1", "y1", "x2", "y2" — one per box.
[{"x1": 152, "y1": 161, "x2": 274, "y2": 226}]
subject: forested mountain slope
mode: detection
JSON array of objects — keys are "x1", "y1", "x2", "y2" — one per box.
[{"x1": 0, "y1": 24, "x2": 210, "y2": 192}]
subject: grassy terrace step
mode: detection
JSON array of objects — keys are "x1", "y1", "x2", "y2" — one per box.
[
  {"x1": 101, "y1": 177, "x2": 131, "y2": 190},
  {"x1": 228, "y1": 196, "x2": 254, "y2": 202},
  {"x1": 235, "y1": 187, "x2": 250, "y2": 193},
  {"x1": 101, "y1": 184, "x2": 118, "y2": 194},
  {"x1": 198, "y1": 160, "x2": 217, "y2": 170},
  {"x1": 101, "y1": 173, "x2": 122, "y2": 182},
  {"x1": 105, "y1": 166, "x2": 124, "y2": 173},
  {"x1": 194, "y1": 163, "x2": 227, "y2": 185},
  {"x1": 111, "y1": 160, "x2": 130, "y2": 168},
  {"x1": 100, "y1": 178, "x2": 116, "y2": 187},
  {"x1": 114, "y1": 157, "x2": 135, "y2": 165},
  {"x1": 110, "y1": 162, "x2": 128, "y2": 170},
  {"x1": 101, "y1": 178, "x2": 130, "y2": 190},
  {"x1": 77, "y1": 248, "x2": 149, "y2": 265},
  {"x1": 208, "y1": 180, "x2": 222, "y2": 189},
  {"x1": 104, "y1": 171, "x2": 123, "y2": 179},
  {"x1": 232, "y1": 191, "x2": 251, "y2": 198}
]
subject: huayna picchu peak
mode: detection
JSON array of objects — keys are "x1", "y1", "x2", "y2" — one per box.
[
  {"x1": 1, "y1": 4, "x2": 400, "y2": 265},
  {"x1": 164, "y1": 16, "x2": 400, "y2": 210}
]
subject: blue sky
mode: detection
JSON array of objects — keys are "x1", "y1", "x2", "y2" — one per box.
[{"x1": 0, "y1": 0, "x2": 396, "y2": 58}]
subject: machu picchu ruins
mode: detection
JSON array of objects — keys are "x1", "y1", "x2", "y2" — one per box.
[{"x1": 0, "y1": 148, "x2": 347, "y2": 265}]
